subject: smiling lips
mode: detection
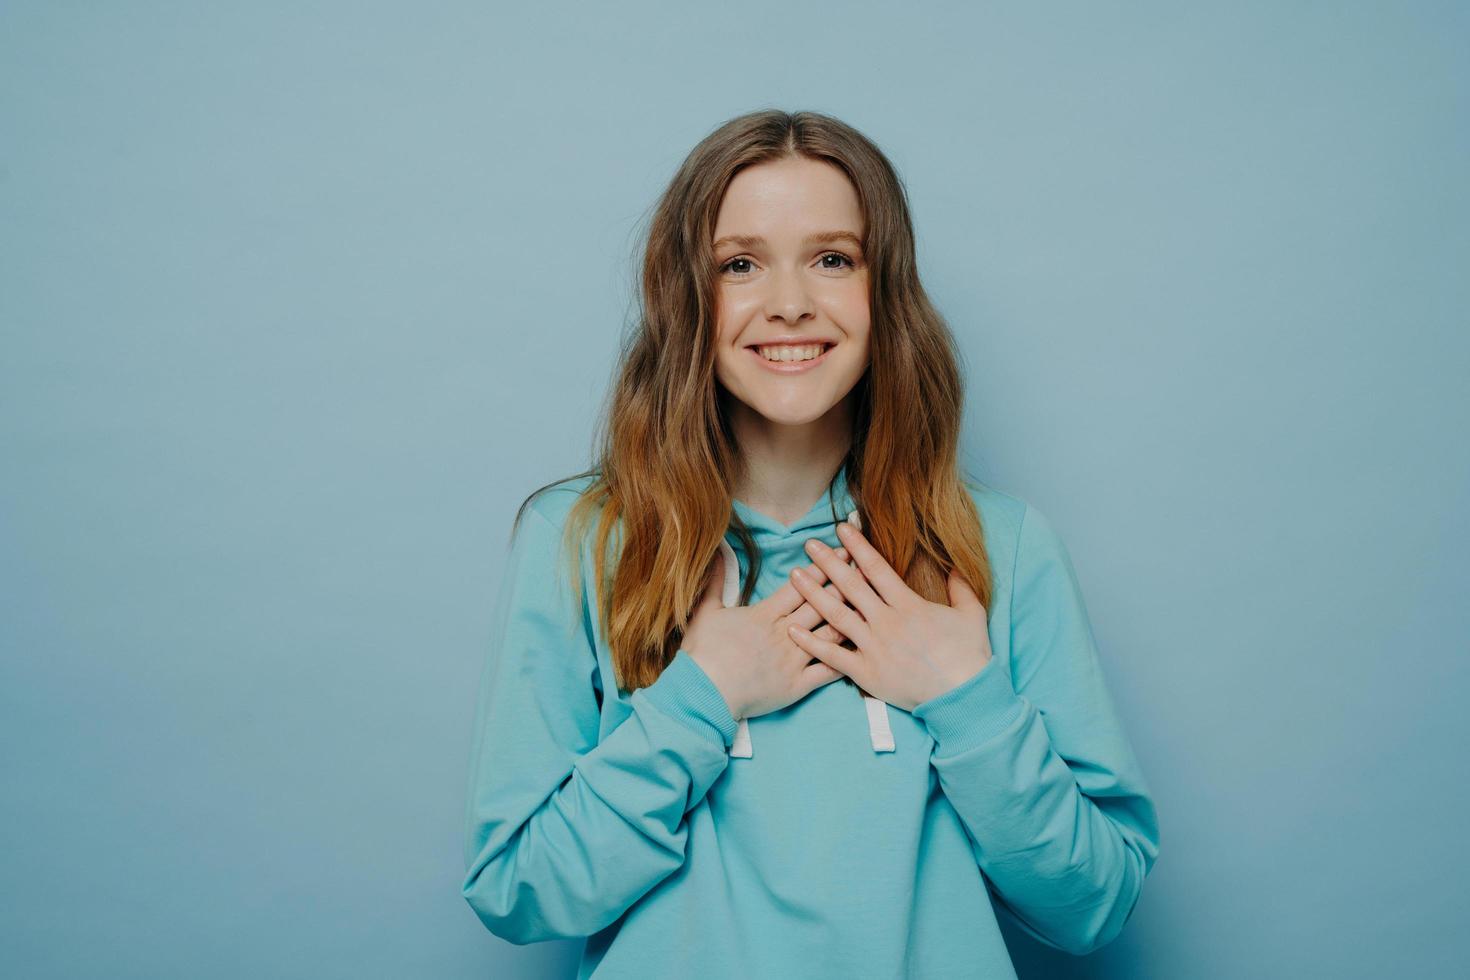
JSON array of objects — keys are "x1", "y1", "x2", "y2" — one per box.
[{"x1": 747, "y1": 341, "x2": 835, "y2": 374}]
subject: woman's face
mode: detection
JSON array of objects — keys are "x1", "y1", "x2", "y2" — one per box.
[{"x1": 710, "y1": 156, "x2": 871, "y2": 429}]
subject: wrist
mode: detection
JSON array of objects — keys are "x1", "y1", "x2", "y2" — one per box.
[
  {"x1": 687, "y1": 650, "x2": 744, "y2": 722},
  {"x1": 641, "y1": 649, "x2": 741, "y2": 748},
  {"x1": 932, "y1": 657, "x2": 991, "y2": 702}
]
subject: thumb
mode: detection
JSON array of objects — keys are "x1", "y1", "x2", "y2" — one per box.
[
  {"x1": 947, "y1": 565, "x2": 981, "y2": 611},
  {"x1": 699, "y1": 549, "x2": 728, "y2": 609}
]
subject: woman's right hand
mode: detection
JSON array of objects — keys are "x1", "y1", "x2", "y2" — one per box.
[{"x1": 682, "y1": 545, "x2": 856, "y2": 723}]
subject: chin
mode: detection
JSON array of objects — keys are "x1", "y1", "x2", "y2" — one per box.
[
  {"x1": 734, "y1": 387, "x2": 847, "y2": 426},
  {"x1": 754, "y1": 405, "x2": 838, "y2": 427},
  {"x1": 715, "y1": 356, "x2": 865, "y2": 426}
]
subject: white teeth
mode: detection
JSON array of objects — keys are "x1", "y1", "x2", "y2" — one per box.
[{"x1": 756, "y1": 343, "x2": 828, "y2": 362}]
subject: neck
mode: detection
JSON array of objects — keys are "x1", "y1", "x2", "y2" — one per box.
[{"x1": 727, "y1": 396, "x2": 852, "y2": 526}]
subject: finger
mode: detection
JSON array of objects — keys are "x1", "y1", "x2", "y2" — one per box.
[
  {"x1": 788, "y1": 547, "x2": 853, "y2": 630},
  {"x1": 757, "y1": 546, "x2": 851, "y2": 622},
  {"x1": 834, "y1": 521, "x2": 916, "y2": 608},
  {"x1": 812, "y1": 623, "x2": 848, "y2": 645},
  {"x1": 802, "y1": 537, "x2": 886, "y2": 623},
  {"x1": 789, "y1": 563, "x2": 873, "y2": 650},
  {"x1": 795, "y1": 659, "x2": 845, "y2": 697},
  {"x1": 788, "y1": 621, "x2": 866, "y2": 687},
  {"x1": 788, "y1": 580, "x2": 850, "y2": 632}
]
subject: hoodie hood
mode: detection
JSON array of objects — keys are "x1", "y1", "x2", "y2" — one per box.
[{"x1": 715, "y1": 464, "x2": 895, "y2": 758}]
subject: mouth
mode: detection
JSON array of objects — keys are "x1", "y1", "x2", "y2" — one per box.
[{"x1": 745, "y1": 341, "x2": 836, "y2": 374}]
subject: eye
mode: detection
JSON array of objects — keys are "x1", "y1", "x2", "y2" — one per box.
[{"x1": 719, "y1": 252, "x2": 857, "y2": 278}]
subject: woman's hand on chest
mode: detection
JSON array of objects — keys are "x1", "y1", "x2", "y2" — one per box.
[{"x1": 785, "y1": 522, "x2": 994, "y2": 711}]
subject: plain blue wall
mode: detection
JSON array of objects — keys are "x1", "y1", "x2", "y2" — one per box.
[{"x1": 3, "y1": 2, "x2": 1466, "y2": 977}]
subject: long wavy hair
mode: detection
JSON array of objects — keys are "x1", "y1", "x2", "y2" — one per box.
[{"x1": 511, "y1": 108, "x2": 993, "y2": 694}]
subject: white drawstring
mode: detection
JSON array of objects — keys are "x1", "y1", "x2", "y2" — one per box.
[
  {"x1": 716, "y1": 537, "x2": 756, "y2": 758},
  {"x1": 847, "y1": 509, "x2": 895, "y2": 753},
  {"x1": 718, "y1": 508, "x2": 894, "y2": 758}
]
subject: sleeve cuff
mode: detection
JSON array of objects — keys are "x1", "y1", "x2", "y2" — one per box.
[
  {"x1": 637, "y1": 648, "x2": 740, "y2": 749},
  {"x1": 910, "y1": 659, "x2": 1028, "y2": 757}
]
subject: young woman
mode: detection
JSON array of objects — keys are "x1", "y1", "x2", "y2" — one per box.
[{"x1": 462, "y1": 109, "x2": 1160, "y2": 978}]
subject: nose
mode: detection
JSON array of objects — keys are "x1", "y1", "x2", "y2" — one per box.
[{"x1": 762, "y1": 266, "x2": 816, "y2": 325}]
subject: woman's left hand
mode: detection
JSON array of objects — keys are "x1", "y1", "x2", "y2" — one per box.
[{"x1": 787, "y1": 520, "x2": 994, "y2": 712}]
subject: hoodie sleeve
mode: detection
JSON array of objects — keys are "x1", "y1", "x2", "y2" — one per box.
[
  {"x1": 909, "y1": 502, "x2": 1160, "y2": 957},
  {"x1": 461, "y1": 502, "x2": 739, "y2": 945}
]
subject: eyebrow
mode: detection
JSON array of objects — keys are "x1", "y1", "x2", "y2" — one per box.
[{"x1": 711, "y1": 230, "x2": 865, "y2": 252}]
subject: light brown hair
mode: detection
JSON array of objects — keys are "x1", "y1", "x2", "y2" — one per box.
[{"x1": 512, "y1": 108, "x2": 993, "y2": 692}]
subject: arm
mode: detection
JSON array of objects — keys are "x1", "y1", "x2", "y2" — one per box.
[
  {"x1": 461, "y1": 503, "x2": 738, "y2": 945},
  {"x1": 910, "y1": 503, "x2": 1160, "y2": 956}
]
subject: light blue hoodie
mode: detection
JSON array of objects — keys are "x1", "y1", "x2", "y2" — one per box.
[{"x1": 462, "y1": 464, "x2": 1159, "y2": 978}]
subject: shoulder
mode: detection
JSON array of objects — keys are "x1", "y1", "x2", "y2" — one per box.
[
  {"x1": 520, "y1": 472, "x2": 602, "y2": 532},
  {"x1": 506, "y1": 472, "x2": 614, "y2": 577},
  {"x1": 500, "y1": 473, "x2": 604, "y2": 602},
  {"x1": 962, "y1": 475, "x2": 1029, "y2": 542},
  {"x1": 959, "y1": 476, "x2": 1074, "y2": 589}
]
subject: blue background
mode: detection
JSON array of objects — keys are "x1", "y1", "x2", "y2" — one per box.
[{"x1": 3, "y1": 2, "x2": 1466, "y2": 977}]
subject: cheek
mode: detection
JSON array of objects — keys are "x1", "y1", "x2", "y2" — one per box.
[
  {"x1": 711, "y1": 334, "x2": 745, "y2": 391},
  {"x1": 719, "y1": 287, "x2": 758, "y2": 320},
  {"x1": 831, "y1": 291, "x2": 872, "y2": 372},
  {"x1": 836, "y1": 338, "x2": 871, "y2": 382},
  {"x1": 714, "y1": 292, "x2": 750, "y2": 346},
  {"x1": 820, "y1": 277, "x2": 868, "y2": 316},
  {"x1": 713, "y1": 343, "x2": 739, "y2": 379}
]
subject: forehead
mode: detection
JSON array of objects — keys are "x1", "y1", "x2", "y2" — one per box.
[{"x1": 712, "y1": 157, "x2": 864, "y2": 242}]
